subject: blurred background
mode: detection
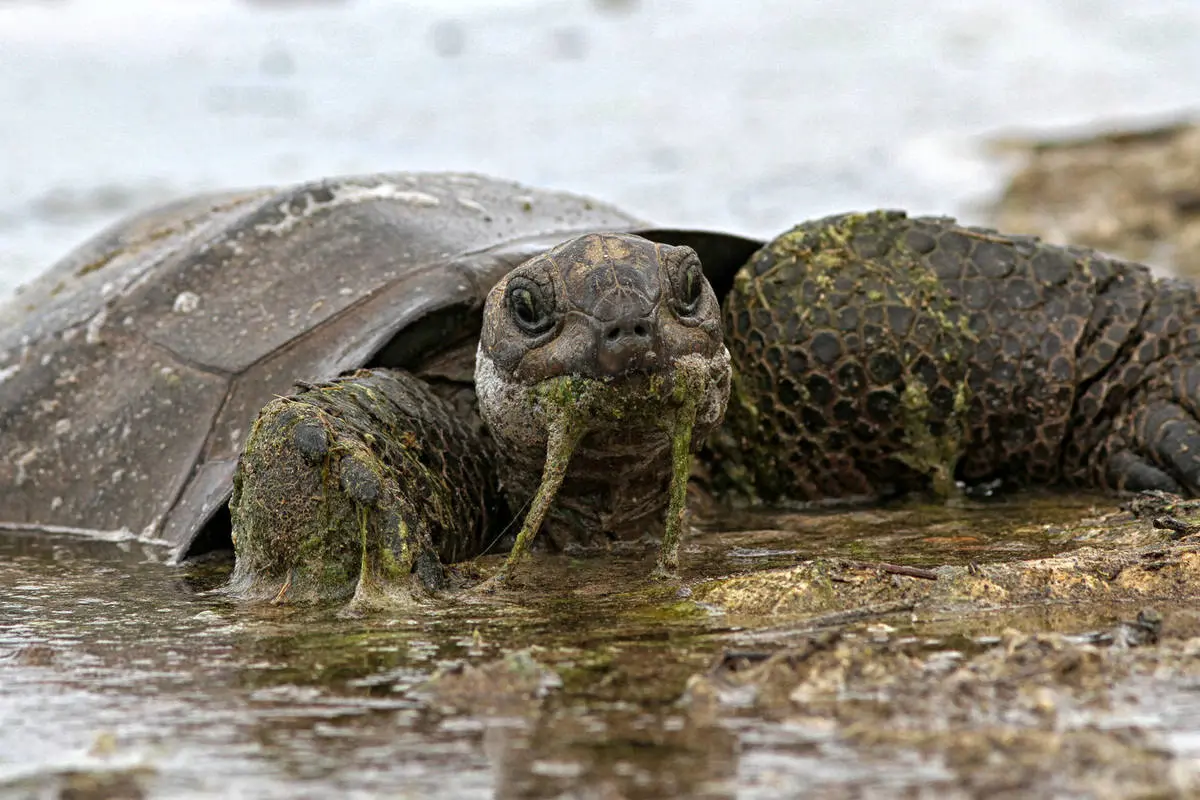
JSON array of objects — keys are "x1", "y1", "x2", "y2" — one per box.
[{"x1": 2, "y1": 0, "x2": 1199, "y2": 297}]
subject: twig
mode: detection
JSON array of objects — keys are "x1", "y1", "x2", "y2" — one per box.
[
  {"x1": 1152, "y1": 516, "x2": 1199, "y2": 540},
  {"x1": 842, "y1": 559, "x2": 939, "y2": 581},
  {"x1": 733, "y1": 600, "x2": 917, "y2": 644}
]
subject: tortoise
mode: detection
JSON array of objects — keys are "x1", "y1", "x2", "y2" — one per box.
[
  {"x1": 4, "y1": 172, "x2": 1200, "y2": 603},
  {"x1": 0, "y1": 174, "x2": 756, "y2": 568}
]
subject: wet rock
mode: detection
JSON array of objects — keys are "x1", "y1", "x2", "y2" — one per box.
[
  {"x1": 669, "y1": 490, "x2": 1200, "y2": 796},
  {"x1": 682, "y1": 611, "x2": 1199, "y2": 798},
  {"x1": 417, "y1": 650, "x2": 562, "y2": 716},
  {"x1": 1126, "y1": 489, "x2": 1200, "y2": 519},
  {"x1": 691, "y1": 495, "x2": 1200, "y2": 622},
  {"x1": 991, "y1": 119, "x2": 1200, "y2": 278}
]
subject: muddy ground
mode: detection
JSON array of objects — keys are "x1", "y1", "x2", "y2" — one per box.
[{"x1": 6, "y1": 492, "x2": 1200, "y2": 798}]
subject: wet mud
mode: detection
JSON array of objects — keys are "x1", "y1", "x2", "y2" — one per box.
[{"x1": 5, "y1": 492, "x2": 1200, "y2": 797}]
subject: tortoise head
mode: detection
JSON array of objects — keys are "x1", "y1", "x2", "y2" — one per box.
[
  {"x1": 479, "y1": 232, "x2": 725, "y2": 382},
  {"x1": 475, "y1": 232, "x2": 733, "y2": 559}
]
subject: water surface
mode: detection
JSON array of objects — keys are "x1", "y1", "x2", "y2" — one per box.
[
  {"x1": 5, "y1": 2, "x2": 1200, "y2": 796},
  {"x1": 5, "y1": 496, "x2": 1198, "y2": 797}
]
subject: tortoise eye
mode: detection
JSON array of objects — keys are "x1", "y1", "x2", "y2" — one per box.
[
  {"x1": 507, "y1": 280, "x2": 554, "y2": 335},
  {"x1": 675, "y1": 260, "x2": 704, "y2": 316}
]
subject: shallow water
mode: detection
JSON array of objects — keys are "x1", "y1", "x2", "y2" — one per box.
[{"x1": 5, "y1": 494, "x2": 1199, "y2": 798}]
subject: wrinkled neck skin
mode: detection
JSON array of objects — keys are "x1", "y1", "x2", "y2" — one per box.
[{"x1": 475, "y1": 345, "x2": 731, "y2": 549}]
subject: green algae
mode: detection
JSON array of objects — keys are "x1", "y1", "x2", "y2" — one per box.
[
  {"x1": 655, "y1": 392, "x2": 697, "y2": 578},
  {"x1": 896, "y1": 378, "x2": 968, "y2": 499},
  {"x1": 486, "y1": 405, "x2": 587, "y2": 588},
  {"x1": 714, "y1": 211, "x2": 982, "y2": 504},
  {"x1": 227, "y1": 402, "x2": 363, "y2": 604}
]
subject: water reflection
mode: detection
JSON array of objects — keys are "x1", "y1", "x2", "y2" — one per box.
[{"x1": 0, "y1": 528, "x2": 745, "y2": 797}]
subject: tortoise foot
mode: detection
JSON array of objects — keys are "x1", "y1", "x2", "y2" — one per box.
[
  {"x1": 1102, "y1": 400, "x2": 1200, "y2": 495},
  {"x1": 226, "y1": 369, "x2": 501, "y2": 605},
  {"x1": 1107, "y1": 450, "x2": 1183, "y2": 494}
]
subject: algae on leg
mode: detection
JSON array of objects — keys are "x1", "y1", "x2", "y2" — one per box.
[
  {"x1": 896, "y1": 378, "x2": 968, "y2": 499},
  {"x1": 226, "y1": 369, "x2": 503, "y2": 606}
]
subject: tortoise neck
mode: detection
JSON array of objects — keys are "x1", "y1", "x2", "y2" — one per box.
[{"x1": 474, "y1": 347, "x2": 733, "y2": 551}]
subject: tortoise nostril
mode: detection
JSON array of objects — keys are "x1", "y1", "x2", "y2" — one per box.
[
  {"x1": 596, "y1": 316, "x2": 656, "y2": 376},
  {"x1": 602, "y1": 320, "x2": 651, "y2": 341}
]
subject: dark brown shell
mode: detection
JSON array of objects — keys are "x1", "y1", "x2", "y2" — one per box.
[{"x1": 0, "y1": 173, "x2": 760, "y2": 559}]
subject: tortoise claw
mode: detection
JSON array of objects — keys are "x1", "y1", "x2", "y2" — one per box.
[
  {"x1": 292, "y1": 421, "x2": 330, "y2": 463},
  {"x1": 339, "y1": 453, "x2": 383, "y2": 506},
  {"x1": 414, "y1": 546, "x2": 449, "y2": 592},
  {"x1": 1105, "y1": 400, "x2": 1200, "y2": 494},
  {"x1": 1107, "y1": 450, "x2": 1182, "y2": 494},
  {"x1": 1142, "y1": 402, "x2": 1200, "y2": 490}
]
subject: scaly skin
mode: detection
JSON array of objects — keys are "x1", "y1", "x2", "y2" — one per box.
[
  {"x1": 712, "y1": 210, "x2": 1200, "y2": 501},
  {"x1": 227, "y1": 369, "x2": 503, "y2": 606}
]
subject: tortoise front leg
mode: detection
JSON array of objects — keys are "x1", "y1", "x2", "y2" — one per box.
[
  {"x1": 1092, "y1": 400, "x2": 1200, "y2": 495},
  {"x1": 227, "y1": 368, "x2": 503, "y2": 608}
]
